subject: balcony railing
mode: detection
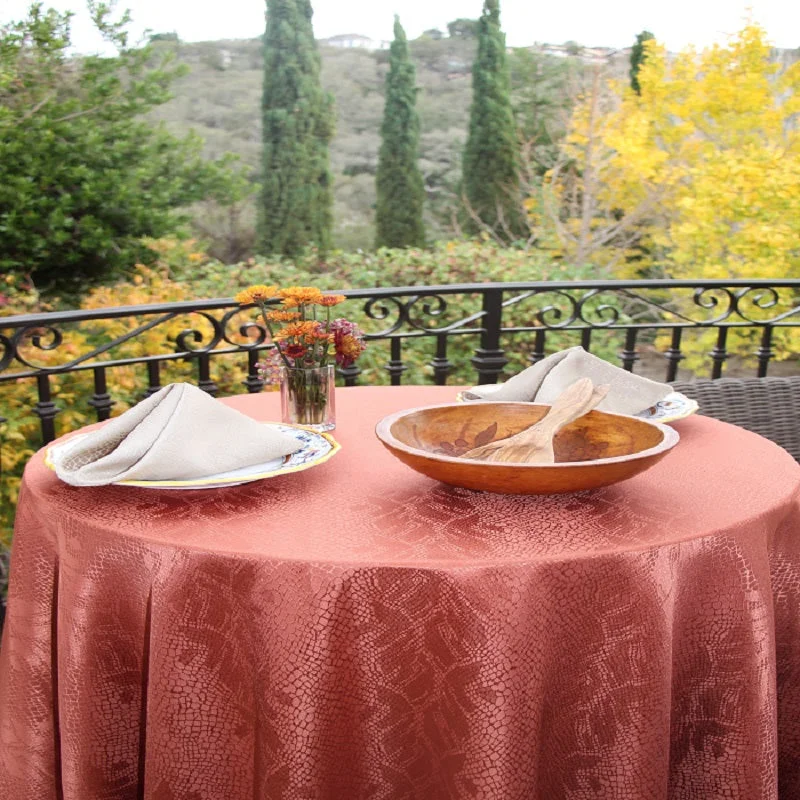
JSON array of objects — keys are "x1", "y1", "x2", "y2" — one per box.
[{"x1": 2, "y1": 279, "x2": 799, "y2": 444}]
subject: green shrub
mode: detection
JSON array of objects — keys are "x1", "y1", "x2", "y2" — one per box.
[{"x1": 0, "y1": 3, "x2": 248, "y2": 293}]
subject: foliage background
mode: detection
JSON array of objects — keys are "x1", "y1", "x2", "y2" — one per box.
[
  {"x1": 147, "y1": 34, "x2": 615, "y2": 254},
  {"x1": 0, "y1": 237, "x2": 616, "y2": 559},
  {"x1": 3, "y1": 17, "x2": 800, "y2": 601},
  {"x1": 0, "y1": 2, "x2": 249, "y2": 293}
]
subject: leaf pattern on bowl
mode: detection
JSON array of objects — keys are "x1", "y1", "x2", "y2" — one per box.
[
  {"x1": 473, "y1": 422, "x2": 498, "y2": 448},
  {"x1": 433, "y1": 421, "x2": 500, "y2": 457}
]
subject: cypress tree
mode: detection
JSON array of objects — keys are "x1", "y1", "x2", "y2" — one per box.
[
  {"x1": 260, "y1": 0, "x2": 334, "y2": 257},
  {"x1": 462, "y1": 0, "x2": 525, "y2": 240},
  {"x1": 375, "y1": 16, "x2": 426, "y2": 249},
  {"x1": 630, "y1": 30, "x2": 655, "y2": 95}
]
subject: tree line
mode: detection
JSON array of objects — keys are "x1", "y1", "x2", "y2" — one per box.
[
  {"x1": 2, "y1": 1, "x2": 797, "y2": 294},
  {"x1": 259, "y1": 0, "x2": 533, "y2": 255}
]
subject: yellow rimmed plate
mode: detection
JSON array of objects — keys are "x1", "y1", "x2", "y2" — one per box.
[
  {"x1": 455, "y1": 390, "x2": 698, "y2": 425},
  {"x1": 45, "y1": 424, "x2": 340, "y2": 490}
]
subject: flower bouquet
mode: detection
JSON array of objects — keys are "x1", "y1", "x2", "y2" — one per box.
[{"x1": 235, "y1": 285, "x2": 367, "y2": 431}]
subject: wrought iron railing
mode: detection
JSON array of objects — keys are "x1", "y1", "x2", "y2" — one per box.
[{"x1": 1, "y1": 279, "x2": 799, "y2": 444}]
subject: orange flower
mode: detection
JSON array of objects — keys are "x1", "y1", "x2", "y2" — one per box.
[
  {"x1": 273, "y1": 321, "x2": 319, "y2": 341},
  {"x1": 235, "y1": 285, "x2": 278, "y2": 305},
  {"x1": 318, "y1": 294, "x2": 346, "y2": 307},
  {"x1": 278, "y1": 286, "x2": 324, "y2": 307},
  {"x1": 283, "y1": 344, "x2": 307, "y2": 360},
  {"x1": 265, "y1": 310, "x2": 302, "y2": 322},
  {"x1": 338, "y1": 333, "x2": 366, "y2": 362}
]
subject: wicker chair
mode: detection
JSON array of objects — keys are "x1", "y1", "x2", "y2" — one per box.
[{"x1": 670, "y1": 376, "x2": 800, "y2": 462}]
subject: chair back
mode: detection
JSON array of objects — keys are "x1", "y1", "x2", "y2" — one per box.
[{"x1": 671, "y1": 376, "x2": 800, "y2": 462}]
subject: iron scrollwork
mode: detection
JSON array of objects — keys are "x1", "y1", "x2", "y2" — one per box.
[{"x1": 362, "y1": 296, "x2": 409, "y2": 337}]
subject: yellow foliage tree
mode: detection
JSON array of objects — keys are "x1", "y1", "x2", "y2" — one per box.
[
  {"x1": 538, "y1": 23, "x2": 800, "y2": 366},
  {"x1": 531, "y1": 64, "x2": 665, "y2": 270},
  {"x1": 551, "y1": 23, "x2": 800, "y2": 279},
  {"x1": 610, "y1": 24, "x2": 800, "y2": 280}
]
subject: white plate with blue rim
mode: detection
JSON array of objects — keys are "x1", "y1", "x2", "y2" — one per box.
[{"x1": 45, "y1": 424, "x2": 340, "y2": 490}]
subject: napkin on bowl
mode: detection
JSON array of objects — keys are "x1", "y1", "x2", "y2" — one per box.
[
  {"x1": 49, "y1": 382, "x2": 303, "y2": 487},
  {"x1": 464, "y1": 346, "x2": 671, "y2": 416}
]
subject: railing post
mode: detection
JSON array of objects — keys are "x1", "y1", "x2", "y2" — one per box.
[
  {"x1": 756, "y1": 326, "x2": 773, "y2": 378},
  {"x1": 197, "y1": 354, "x2": 218, "y2": 396},
  {"x1": 339, "y1": 364, "x2": 361, "y2": 386},
  {"x1": 429, "y1": 335, "x2": 453, "y2": 386},
  {"x1": 664, "y1": 329, "x2": 684, "y2": 382},
  {"x1": 471, "y1": 289, "x2": 507, "y2": 385},
  {"x1": 619, "y1": 329, "x2": 639, "y2": 372},
  {"x1": 710, "y1": 327, "x2": 729, "y2": 379},
  {"x1": 528, "y1": 329, "x2": 547, "y2": 365},
  {"x1": 145, "y1": 362, "x2": 162, "y2": 397},
  {"x1": 88, "y1": 366, "x2": 115, "y2": 421},
  {"x1": 244, "y1": 349, "x2": 265, "y2": 393},
  {"x1": 385, "y1": 338, "x2": 407, "y2": 386},
  {"x1": 34, "y1": 373, "x2": 59, "y2": 444}
]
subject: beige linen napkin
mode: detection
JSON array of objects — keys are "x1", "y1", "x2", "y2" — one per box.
[
  {"x1": 466, "y1": 346, "x2": 671, "y2": 415},
  {"x1": 50, "y1": 383, "x2": 302, "y2": 486}
]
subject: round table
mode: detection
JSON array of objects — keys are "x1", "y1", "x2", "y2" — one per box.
[{"x1": 1, "y1": 386, "x2": 799, "y2": 800}]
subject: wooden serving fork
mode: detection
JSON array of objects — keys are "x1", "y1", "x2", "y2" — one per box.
[{"x1": 461, "y1": 378, "x2": 610, "y2": 464}]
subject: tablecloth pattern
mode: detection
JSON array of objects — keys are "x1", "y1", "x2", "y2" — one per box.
[{"x1": 1, "y1": 386, "x2": 799, "y2": 799}]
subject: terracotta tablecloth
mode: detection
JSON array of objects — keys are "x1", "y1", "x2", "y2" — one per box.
[{"x1": 1, "y1": 386, "x2": 799, "y2": 800}]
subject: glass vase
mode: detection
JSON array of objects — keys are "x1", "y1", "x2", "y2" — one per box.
[{"x1": 280, "y1": 365, "x2": 336, "y2": 432}]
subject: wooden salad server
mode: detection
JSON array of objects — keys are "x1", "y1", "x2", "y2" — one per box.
[{"x1": 461, "y1": 377, "x2": 610, "y2": 464}]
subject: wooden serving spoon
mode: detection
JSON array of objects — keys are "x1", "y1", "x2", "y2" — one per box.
[{"x1": 461, "y1": 378, "x2": 610, "y2": 464}]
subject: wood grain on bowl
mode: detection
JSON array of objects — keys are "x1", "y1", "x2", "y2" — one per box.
[{"x1": 375, "y1": 401, "x2": 679, "y2": 495}]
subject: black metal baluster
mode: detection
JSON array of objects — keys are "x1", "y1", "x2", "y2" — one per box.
[
  {"x1": 197, "y1": 354, "x2": 218, "y2": 396},
  {"x1": 339, "y1": 363, "x2": 361, "y2": 386},
  {"x1": 34, "y1": 373, "x2": 59, "y2": 444},
  {"x1": 710, "y1": 327, "x2": 729, "y2": 379},
  {"x1": 665, "y1": 329, "x2": 684, "y2": 382},
  {"x1": 88, "y1": 366, "x2": 114, "y2": 421},
  {"x1": 581, "y1": 328, "x2": 592, "y2": 353},
  {"x1": 429, "y1": 335, "x2": 453, "y2": 386},
  {"x1": 619, "y1": 329, "x2": 639, "y2": 372},
  {"x1": 385, "y1": 338, "x2": 407, "y2": 386},
  {"x1": 756, "y1": 326, "x2": 773, "y2": 378},
  {"x1": 145, "y1": 362, "x2": 162, "y2": 397},
  {"x1": 529, "y1": 329, "x2": 547, "y2": 365},
  {"x1": 471, "y1": 289, "x2": 507, "y2": 384},
  {"x1": 244, "y1": 349, "x2": 264, "y2": 393}
]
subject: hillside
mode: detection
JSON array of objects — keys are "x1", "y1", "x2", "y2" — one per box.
[
  {"x1": 149, "y1": 35, "x2": 581, "y2": 255},
  {"x1": 152, "y1": 37, "x2": 800, "y2": 256}
]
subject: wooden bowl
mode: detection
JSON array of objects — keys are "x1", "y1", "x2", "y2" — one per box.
[{"x1": 375, "y1": 402, "x2": 679, "y2": 494}]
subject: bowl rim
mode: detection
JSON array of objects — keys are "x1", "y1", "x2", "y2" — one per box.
[{"x1": 375, "y1": 401, "x2": 680, "y2": 468}]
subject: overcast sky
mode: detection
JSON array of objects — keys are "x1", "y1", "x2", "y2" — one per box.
[{"x1": 2, "y1": 0, "x2": 798, "y2": 53}]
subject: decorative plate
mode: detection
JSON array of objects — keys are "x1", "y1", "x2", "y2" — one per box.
[
  {"x1": 45, "y1": 424, "x2": 340, "y2": 490},
  {"x1": 455, "y1": 390, "x2": 698, "y2": 425}
]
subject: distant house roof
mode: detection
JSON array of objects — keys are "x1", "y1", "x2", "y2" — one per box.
[
  {"x1": 319, "y1": 33, "x2": 389, "y2": 50},
  {"x1": 324, "y1": 34, "x2": 373, "y2": 43}
]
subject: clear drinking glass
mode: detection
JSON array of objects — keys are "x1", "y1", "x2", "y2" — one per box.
[{"x1": 280, "y1": 365, "x2": 336, "y2": 432}]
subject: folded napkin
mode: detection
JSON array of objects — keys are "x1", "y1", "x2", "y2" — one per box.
[
  {"x1": 465, "y1": 346, "x2": 671, "y2": 416},
  {"x1": 50, "y1": 383, "x2": 302, "y2": 487}
]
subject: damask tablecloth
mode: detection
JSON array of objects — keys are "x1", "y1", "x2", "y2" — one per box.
[{"x1": 1, "y1": 385, "x2": 799, "y2": 800}]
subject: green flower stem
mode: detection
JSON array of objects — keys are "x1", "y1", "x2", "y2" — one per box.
[
  {"x1": 284, "y1": 367, "x2": 332, "y2": 425},
  {"x1": 256, "y1": 301, "x2": 292, "y2": 370}
]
